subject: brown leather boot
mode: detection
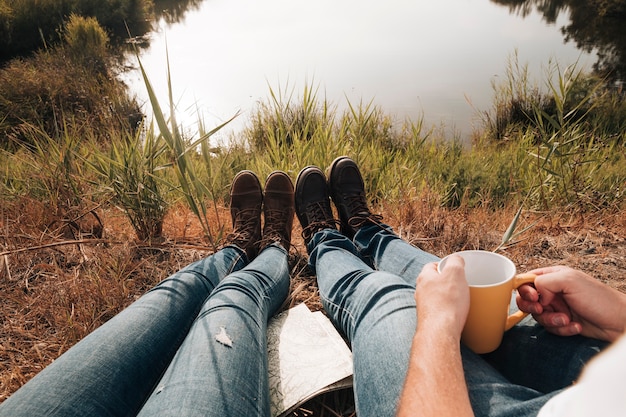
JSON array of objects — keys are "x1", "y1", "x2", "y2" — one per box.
[
  {"x1": 327, "y1": 156, "x2": 383, "y2": 239},
  {"x1": 225, "y1": 170, "x2": 262, "y2": 259},
  {"x1": 260, "y1": 171, "x2": 294, "y2": 251}
]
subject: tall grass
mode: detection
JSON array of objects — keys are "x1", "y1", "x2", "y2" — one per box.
[
  {"x1": 481, "y1": 52, "x2": 626, "y2": 142},
  {"x1": 2, "y1": 123, "x2": 104, "y2": 239},
  {"x1": 135, "y1": 48, "x2": 238, "y2": 248},
  {"x1": 518, "y1": 62, "x2": 625, "y2": 210},
  {"x1": 480, "y1": 52, "x2": 550, "y2": 141},
  {"x1": 478, "y1": 55, "x2": 625, "y2": 210},
  {"x1": 2, "y1": 50, "x2": 625, "y2": 252},
  {"x1": 244, "y1": 82, "x2": 341, "y2": 173},
  {"x1": 89, "y1": 121, "x2": 169, "y2": 241},
  {"x1": 63, "y1": 13, "x2": 110, "y2": 71},
  {"x1": 241, "y1": 81, "x2": 524, "y2": 208}
]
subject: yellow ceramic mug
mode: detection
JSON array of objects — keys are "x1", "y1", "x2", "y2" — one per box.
[{"x1": 438, "y1": 250, "x2": 536, "y2": 354}]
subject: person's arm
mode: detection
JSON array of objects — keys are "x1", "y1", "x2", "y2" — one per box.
[
  {"x1": 516, "y1": 266, "x2": 626, "y2": 342},
  {"x1": 397, "y1": 257, "x2": 474, "y2": 417}
]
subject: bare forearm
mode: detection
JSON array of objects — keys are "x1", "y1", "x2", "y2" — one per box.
[{"x1": 397, "y1": 323, "x2": 474, "y2": 417}]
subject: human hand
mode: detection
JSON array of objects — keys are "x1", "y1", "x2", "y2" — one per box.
[
  {"x1": 415, "y1": 256, "x2": 470, "y2": 338},
  {"x1": 516, "y1": 265, "x2": 626, "y2": 342}
]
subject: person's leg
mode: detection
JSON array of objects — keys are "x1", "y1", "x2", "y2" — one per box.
[
  {"x1": 0, "y1": 170, "x2": 266, "y2": 417},
  {"x1": 0, "y1": 247, "x2": 246, "y2": 417},
  {"x1": 308, "y1": 226, "x2": 560, "y2": 417},
  {"x1": 309, "y1": 229, "x2": 416, "y2": 417},
  {"x1": 138, "y1": 170, "x2": 295, "y2": 417},
  {"x1": 355, "y1": 219, "x2": 607, "y2": 395},
  {"x1": 461, "y1": 345, "x2": 560, "y2": 417},
  {"x1": 137, "y1": 244, "x2": 291, "y2": 417},
  {"x1": 310, "y1": 227, "x2": 559, "y2": 417},
  {"x1": 354, "y1": 218, "x2": 607, "y2": 392},
  {"x1": 483, "y1": 318, "x2": 609, "y2": 393},
  {"x1": 327, "y1": 156, "x2": 606, "y2": 396},
  {"x1": 296, "y1": 166, "x2": 415, "y2": 417},
  {"x1": 353, "y1": 222, "x2": 439, "y2": 282}
]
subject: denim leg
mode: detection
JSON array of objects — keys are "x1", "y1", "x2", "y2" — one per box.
[
  {"x1": 310, "y1": 229, "x2": 557, "y2": 417},
  {"x1": 0, "y1": 247, "x2": 246, "y2": 417},
  {"x1": 354, "y1": 224, "x2": 608, "y2": 382},
  {"x1": 483, "y1": 319, "x2": 608, "y2": 393},
  {"x1": 309, "y1": 229, "x2": 416, "y2": 417},
  {"x1": 137, "y1": 244, "x2": 290, "y2": 417},
  {"x1": 462, "y1": 345, "x2": 559, "y2": 417},
  {"x1": 352, "y1": 223, "x2": 439, "y2": 285}
]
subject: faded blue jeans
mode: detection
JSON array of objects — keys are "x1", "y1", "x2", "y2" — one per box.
[
  {"x1": 308, "y1": 224, "x2": 608, "y2": 417},
  {"x1": 0, "y1": 243, "x2": 290, "y2": 417}
]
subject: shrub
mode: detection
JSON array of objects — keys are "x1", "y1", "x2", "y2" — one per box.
[
  {"x1": 90, "y1": 123, "x2": 168, "y2": 242},
  {"x1": 0, "y1": 33, "x2": 141, "y2": 148},
  {"x1": 0, "y1": 0, "x2": 153, "y2": 61},
  {"x1": 63, "y1": 13, "x2": 110, "y2": 71}
]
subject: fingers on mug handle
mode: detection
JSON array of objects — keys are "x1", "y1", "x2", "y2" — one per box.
[
  {"x1": 505, "y1": 273, "x2": 537, "y2": 330},
  {"x1": 514, "y1": 273, "x2": 537, "y2": 287}
]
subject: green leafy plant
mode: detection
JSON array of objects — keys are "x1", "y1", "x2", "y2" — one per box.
[
  {"x1": 526, "y1": 61, "x2": 609, "y2": 209},
  {"x1": 136, "y1": 47, "x2": 234, "y2": 248},
  {"x1": 63, "y1": 13, "x2": 110, "y2": 72},
  {"x1": 90, "y1": 123, "x2": 168, "y2": 241}
]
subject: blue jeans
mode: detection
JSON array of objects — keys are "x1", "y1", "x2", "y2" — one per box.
[
  {"x1": 0, "y1": 244, "x2": 290, "y2": 417},
  {"x1": 308, "y1": 224, "x2": 608, "y2": 417}
]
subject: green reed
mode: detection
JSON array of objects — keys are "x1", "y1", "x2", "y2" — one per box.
[
  {"x1": 521, "y1": 61, "x2": 624, "y2": 210},
  {"x1": 2, "y1": 49, "x2": 625, "y2": 249},
  {"x1": 89, "y1": 121, "x2": 169, "y2": 242},
  {"x1": 136, "y1": 47, "x2": 238, "y2": 248}
]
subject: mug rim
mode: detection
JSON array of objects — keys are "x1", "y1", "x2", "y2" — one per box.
[{"x1": 438, "y1": 250, "x2": 516, "y2": 287}]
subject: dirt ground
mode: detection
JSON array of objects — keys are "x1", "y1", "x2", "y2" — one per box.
[{"x1": 1, "y1": 199, "x2": 625, "y2": 412}]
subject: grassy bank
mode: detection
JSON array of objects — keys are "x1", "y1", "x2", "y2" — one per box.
[
  {"x1": 2, "y1": 54, "x2": 626, "y2": 243},
  {"x1": 1, "y1": 6, "x2": 624, "y2": 236}
]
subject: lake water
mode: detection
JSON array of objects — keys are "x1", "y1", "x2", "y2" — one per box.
[{"x1": 125, "y1": 0, "x2": 598, "y2": 142}]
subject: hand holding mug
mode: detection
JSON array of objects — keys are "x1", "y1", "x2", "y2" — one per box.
[
  {"x1": 438, "y1": 251, "x2": 535, "y2": 354},
  {"x1": 415, "y1": 256, "x2": 470, "y2": 339}
]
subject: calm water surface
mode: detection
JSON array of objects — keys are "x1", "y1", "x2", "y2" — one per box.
[{"x1": 127, "y1": 0, "x2": 597, "y2": 141}]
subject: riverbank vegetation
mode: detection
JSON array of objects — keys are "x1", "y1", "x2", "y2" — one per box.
[
  {"x1": 1, "y1": 1, "x2": 624, "y2": 209},
  {"x1": 0, "y1": 0, "x2": 208, "y2": 148},
  {"x1": 0, "y1": 14, "x2": 141, "y2": 148},
  {"x1": 1, "y1": 1, "x2": 624, "y2": 222},
  {"x1": 0, "y1": 0, "x2": 152, "y2": 60},
  {"x1": 1, "y1": 1, "x2": 625, "y2": 414},
  {"x1": 3, "y1": 56, "x2": 625, "y2": 243}
]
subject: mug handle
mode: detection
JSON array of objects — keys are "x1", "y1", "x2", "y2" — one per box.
[{"x1": 504, "y1": 273, "x2": 537, "y2": 331}]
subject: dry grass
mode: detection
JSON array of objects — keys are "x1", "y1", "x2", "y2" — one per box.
[{"x1": 1, "y1": 196, "x2": 625, "y2": 414}]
